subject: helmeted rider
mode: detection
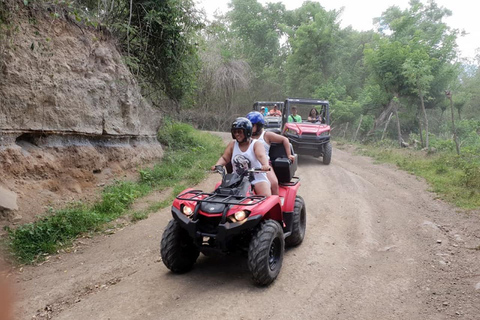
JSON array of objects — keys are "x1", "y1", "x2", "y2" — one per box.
[
  {"x1": 212, "y1": 117, "x2": 271, "y2": 197},
  {"x1": 246, "y1": 111, "x2": 295, "y2": 195}
]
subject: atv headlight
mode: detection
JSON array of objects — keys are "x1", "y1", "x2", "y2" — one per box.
[
  {"x1": 228, "y1": 210, "x2": 250, "y2": 223},
  {"x1": 234, "y1": 210, "x2": 247, "y2": 221},
  {"x1": 319, "y1": 131, "x2": 329, "y2": 136},
  {"x1": 181, "y1": 204, "x2": 194, "y2": 217}
]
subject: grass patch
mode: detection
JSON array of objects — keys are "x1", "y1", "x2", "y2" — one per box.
[
  {"x1": 4, "y1": 121, "x2": 224, "y2": 264},
  {"x1": 356, "y1": 142, "x2": 480, "y2": 209}
]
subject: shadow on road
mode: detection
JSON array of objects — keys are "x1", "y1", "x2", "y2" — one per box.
[{"x1": 161, "y1": 247, "x2": 301, "y2": 289}]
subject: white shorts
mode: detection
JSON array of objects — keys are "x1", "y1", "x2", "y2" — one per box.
[{"x1": 251, "y1": 172, "x2": 270, "y2": 186}]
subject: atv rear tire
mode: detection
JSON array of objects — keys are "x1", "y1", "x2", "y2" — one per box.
[
  {"x1": 160, "y1": 219, "x2": 199, "y2": 273},
  {"x1": 323, "y1": 141, "x2": 332, "y2": 165},
  {"x1": 285, "y1": 196, "x2": 306, "y2": 247},
  {"x1": 248, "y1": 220, "x2": 284, "y2": 286}
]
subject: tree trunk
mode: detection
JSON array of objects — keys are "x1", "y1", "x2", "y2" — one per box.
[
  {"x1": 343, "y1": 122, "x2": 349, "y2": 138},
  {"x1": 381, "y1": 112, "x2": 393, "y2": 141},
  {"x1": 417, "y1": 108, "x2": 424, "y2": 148},
  {"x1": 419, "y1": 89, "x2": 429, "y2": 149},
  {"x1": 446, "y1": 91, "x2": 460, "y2": 155},
  {"x1": 392, "y1": 95, "x2": 402, "y2": 147},
  {"x1": 353, "y1": 115, "x2": 363, "y2": 141}
]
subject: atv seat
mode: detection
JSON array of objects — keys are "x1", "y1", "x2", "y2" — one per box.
[{"x1": 269, "y1": 143, "x2": 297, "y2": 183}]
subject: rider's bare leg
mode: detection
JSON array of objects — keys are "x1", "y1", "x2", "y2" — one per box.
[
  {"x1": 253, "y1": 181, "x2": 272, "y2": 197},
  {"x1": 267, "y1": 169, "x2": 279, "y2": 195}
]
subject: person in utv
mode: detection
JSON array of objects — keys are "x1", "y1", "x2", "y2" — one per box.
[
  {"x1": 212, "y1": 117, "x2": 271, "y2": 197},
  {"x1": 287, "y1": 106, "x2": 302, "y2": 123},
  {"x1": 308, "y1": 108, "x2": 322, "y2": 123},
  {"x1": 246, "y1": 111, "x2": 295, "y2": 195},
  {"x1": 267, "y1": 104, "x2": 282, "y2": 117}
]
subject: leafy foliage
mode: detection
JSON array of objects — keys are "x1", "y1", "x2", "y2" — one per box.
[{"x1": 103, "y1": 0, "x2": 203, "y2": 104}]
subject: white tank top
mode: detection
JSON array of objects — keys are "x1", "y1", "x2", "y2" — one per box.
[
  {"x1": 257, "y1": 131, "x2": 270, "y2": 160},
  {"x1": 231, "y1": 140, "x2": 268, "y2": 185}
]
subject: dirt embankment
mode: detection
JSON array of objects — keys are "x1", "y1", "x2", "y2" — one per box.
[{"x1": 0, "y1": 6, "x2": 165, "y2": 228}]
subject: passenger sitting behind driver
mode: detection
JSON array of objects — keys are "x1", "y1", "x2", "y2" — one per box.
[
  {"x1": 212, "y1": 117, "x2": 271, "y2": 197},
  {"x1": 247, "y1": 111, "x2": 295, "y2": 195},
  {"x1": 308, "y1": 108, "x2": 322, "y2": 123}
]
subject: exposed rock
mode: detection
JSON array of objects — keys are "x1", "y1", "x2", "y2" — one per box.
[
  {"x1": 0, "y1": 10, "x2": 161, "y2": 137},
  {"x1": 0, "y1": 186, "x2": 18, "y2": 211}
]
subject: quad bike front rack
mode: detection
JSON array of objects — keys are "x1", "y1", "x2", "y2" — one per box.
[{"x1": 176, "y1": 190, "x2": 266, "y2": 206}]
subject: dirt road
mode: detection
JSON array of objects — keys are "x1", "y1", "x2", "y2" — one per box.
[{"x1": 14, "y1": 137, "x2": 480, "y2": 319}]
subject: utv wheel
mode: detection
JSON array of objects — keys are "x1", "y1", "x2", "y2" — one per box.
[
  {"x1": 160, "y1": 219, "x2": 199, "y2": 273},
  {"x1": 322, "y1": 142, "x2": 332, "y2": 165},
  {"x1": 248, "y1": 220, "x2": 284, "y2": 286},
  {"x1": 285, "y1": 196, "x2": 306, "y2": 247}
]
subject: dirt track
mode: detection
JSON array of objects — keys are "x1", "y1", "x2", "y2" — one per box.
[{"x1": 14, "y1": 135, "x2": 480, "y2": 320}]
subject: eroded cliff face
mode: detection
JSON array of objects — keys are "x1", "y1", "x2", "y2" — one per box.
[
  {"x1": 0, "y1": 8, "x2": 164, "y2": 225},
  {"x1": 0, "y1": 10, "x2": 161, "y2": 135}
]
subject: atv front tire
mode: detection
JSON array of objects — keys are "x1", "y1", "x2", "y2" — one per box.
[
  {"x1": 285, "y1": 196, "x2": 306, "y2": 247},
  {"x1": 322, "y1": 141, "x2": 332, "y2": 165},
  {"x1": 161, "y1": 219, "x2": 199, "y2": 273},
  {"x1": 248, "y1": 220, "x2": 284, "y2": 286}
]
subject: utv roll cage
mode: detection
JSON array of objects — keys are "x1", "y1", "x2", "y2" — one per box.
[{"x1": 281, "y1": 98, "x2": 330, "y2": 128}]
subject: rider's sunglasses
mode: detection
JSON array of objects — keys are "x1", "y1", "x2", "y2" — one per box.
[{"x1": 232, "y1": 129, "x2": 244, "y2": 135}]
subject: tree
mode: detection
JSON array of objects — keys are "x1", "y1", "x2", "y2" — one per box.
[
  {"x1": 364, "y1": 39, "x2": 410, "y2": 146},
  {"x1": 366, "y1": 0, "x2": 459, "y2": 146},
  {"x1": 284, "y1": 2, "x2": 342, "y2": 97},
  {"x1": 402, "y1": 49, "x2": 434, "y2": 148}
]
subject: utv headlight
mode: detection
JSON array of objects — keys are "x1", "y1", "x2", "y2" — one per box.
[
  {"x1": 319, "y1": 131, "x2": 329, "y2": 136},
  {"x1": 181, "y1": 204, "x2": 194, "y2": 217},
  {"x1": 285, "y1": 129, "x2": 298, "y2": 136}
]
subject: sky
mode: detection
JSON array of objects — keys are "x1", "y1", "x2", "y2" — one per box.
[{"x1": 195, "y1": 0, "x2": 479, "y2": 61}]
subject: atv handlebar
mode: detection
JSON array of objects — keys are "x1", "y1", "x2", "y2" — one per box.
[{"x1": 211, "y1": 165, "x2": 270, "y2": 176}]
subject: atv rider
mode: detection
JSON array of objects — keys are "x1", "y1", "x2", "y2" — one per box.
[
  {"x1": 246, "y1": 111, "x2": 295, "y2": 195},
  {"x1": 212, "y1": 117, "x2": 271, "y2": 197}
]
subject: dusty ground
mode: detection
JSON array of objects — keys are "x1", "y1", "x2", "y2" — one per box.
[{"x1": 6, "y1": 135, "x2": 480, "y2": 319}]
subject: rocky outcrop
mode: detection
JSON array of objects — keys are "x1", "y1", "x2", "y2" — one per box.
[{"x1": 0, "y1": 10, "x2": 161, "y2": 137}]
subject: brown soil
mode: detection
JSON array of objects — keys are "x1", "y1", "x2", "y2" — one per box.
[
  {"x1": 0, "y1": 140, "x2": 161, "y2": 233},
  {"x1": 4, "y1": 135, "x2": 480, "y2": 319}
]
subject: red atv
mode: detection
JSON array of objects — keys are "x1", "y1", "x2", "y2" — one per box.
[{"x1": 160, "y1": 144, "x2": 306, "y2": 286}]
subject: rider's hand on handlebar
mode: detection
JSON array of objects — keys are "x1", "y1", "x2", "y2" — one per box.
[
  {"x1": 261, "y1": 164, "x2": 271, "y2": 172},
  {"x1": 211, "y1": 165, "x2": 224, "y2": 172},
  {"x1": 288, "y1": 155, "x2": 295, "y2": 163}
]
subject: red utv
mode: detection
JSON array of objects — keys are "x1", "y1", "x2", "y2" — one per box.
[
  {"x1": 281, "y1": 98, "x2": 332, "y2": 164},
  {"x1": 160, "y1": 144, "x2": 305, "y2": 286}
]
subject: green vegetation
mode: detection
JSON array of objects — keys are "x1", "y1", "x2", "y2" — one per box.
[
  {"x1": 354, "y1": 139, "x2": 480, "y2": 209},
  {"x1": 4, "y1": 122, "x2": 224, "y2": 264}
]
